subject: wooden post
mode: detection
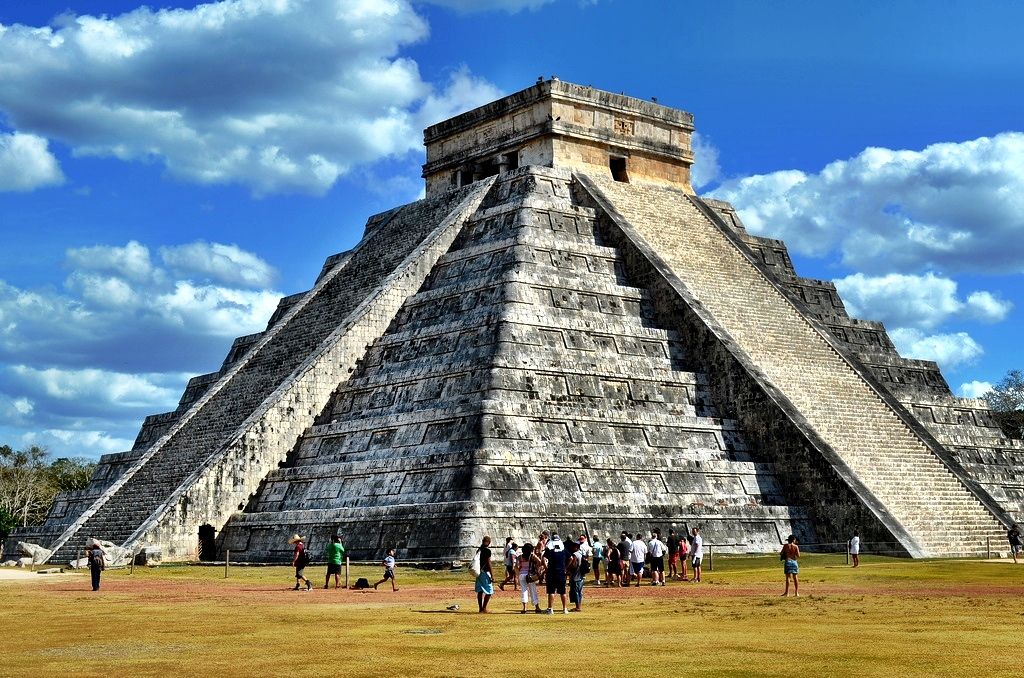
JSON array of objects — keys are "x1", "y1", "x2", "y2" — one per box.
[
  {"x1": 845, "y1": 543, "x2": 850, "y2": 565},
  {"x1": 986, "y1": 537, "x2": 991, "y2": 560},
  {"x1": 708, "y1": 544, "x2": 713, "y2": 571},
  {"x1": 344, "y1": 556, "x2": 350, "y2": 589},
  {"x1": 225, "y1": 550, "x2": 230, "y2": 578}
]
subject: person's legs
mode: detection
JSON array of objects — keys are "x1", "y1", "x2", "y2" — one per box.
[
  {"x1": 91, "y1": 566, "x2": 100, "y2": 591},
  {"x1": 852, "y1": 553, "x2": 859, "y2": 568},
  {"x1": 560, "y1": 592, "x2": 568, "y2": 612},
  {"x1": 680, "y1": 558, "x2": 688, "y2": 581},
  {"x1": 793, "y1": 573, "x2": 799, "y2": 596},
  {"x1": 782, "y1": 572, "x2": 789, "y2": 596},
  {"x1": 478, "y1": 591, "x2": 484, "y2": 612}
]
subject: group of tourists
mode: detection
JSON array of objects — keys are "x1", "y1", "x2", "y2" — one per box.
[{"x1": 471, "y1": 526, "x2": 707, "y2": 614}]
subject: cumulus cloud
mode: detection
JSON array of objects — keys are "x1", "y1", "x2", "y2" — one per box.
[
  {"x1": 0, "y1": 239, "x2": 282, "y2": 457},
  {"x1": 0, "y1": 132, "x2": 64, "y2": 191},
  {"x1": 419, "y1": 0, "x2": 558, "y2": 11},
  {"x1": 0, "y1": 1, "x2": 501, "y2": 196},
  {"x1": 834, "y1": 273, "x2": 1012, "y2": 330},
  {"x1": 710, "y1": 133, "x2": 1024, "y2": 274},
  {"x1": 889, "y1": 328, "x2": 983, "y2": 370},
  {"x1": 691, "y1": 131, "x2": 721, "y2": 191},
  {"x1": 959, "y1": 380, "x2": 994, "y2": 398}
]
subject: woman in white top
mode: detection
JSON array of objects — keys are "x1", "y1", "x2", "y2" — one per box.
[
  {"x1": 849, "y1": 531, "x2": 860, "y2": 568},
  {"x1": 518, "y1": 543, "x2": 543, "y2": 614}
]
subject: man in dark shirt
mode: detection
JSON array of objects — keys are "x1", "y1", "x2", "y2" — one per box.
[
  {"x1": 667, "y1": 528, "x2": 679, "y2": 580},
  {"x1": 617, "y1": 533, "x2": 632, "y2": 586},
  {"x1": 544, "y1": 533, "x2": 568, "y2": 614}
]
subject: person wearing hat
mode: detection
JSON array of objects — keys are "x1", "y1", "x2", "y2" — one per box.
[
  {"x1": 543, "y1": 533, "x2": 569, "y2": 614},
  {"x1": 289, "y1": 534, "x2": 312, "y2": 591},
  {"x1": 86, "y1": 538, "x2": 105, "y2": 592}
]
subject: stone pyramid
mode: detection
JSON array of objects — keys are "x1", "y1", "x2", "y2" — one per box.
[{"x1": 15, "y1": 80, "x2": 1022, "y2": 565}]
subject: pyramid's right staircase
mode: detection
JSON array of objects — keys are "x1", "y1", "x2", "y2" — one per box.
[{"x1": 579, "y1": 175, "x2": 1009, "y2": 557}]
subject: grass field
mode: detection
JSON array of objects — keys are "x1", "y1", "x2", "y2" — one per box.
[{"x1": 4, "y1": 554, "x2": 1022, "y2": 677}]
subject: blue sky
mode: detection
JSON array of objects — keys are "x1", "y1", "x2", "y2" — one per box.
[{"x1": 0, "y1": 0, "x2": 1021, "y2": 458}]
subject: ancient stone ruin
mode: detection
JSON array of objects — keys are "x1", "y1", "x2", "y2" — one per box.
[{"x1": 6, "y1": 80, "x2": 1022, "y2": 565}]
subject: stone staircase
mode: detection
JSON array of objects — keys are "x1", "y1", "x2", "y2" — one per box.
[{"x1": 580, "y1": 175, "x2": 1007, "y2": 557}]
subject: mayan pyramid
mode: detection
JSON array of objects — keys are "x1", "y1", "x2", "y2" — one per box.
[{"x1": 13, "y1": 80, "x2": 1023, "y2": 565}]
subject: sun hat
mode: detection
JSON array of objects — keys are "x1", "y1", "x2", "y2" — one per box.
[{"x1": 287, "y1": 534, "x2": 305, "y2": 544}]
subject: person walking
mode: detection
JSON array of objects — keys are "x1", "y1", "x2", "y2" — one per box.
[
  {"x1": 690, "y1": 527, "x2": 703, "y2": 583},
  {"x1": 543, "y1": 533, "x2": 569, "y2": 614},
  {"x1": 781, "y1": 534, "x2": 800, "y2": 597},
  {"x1": 289, "y1": 534, "x2": 313, "y2": 591},
  {"x1": 373, "y1": 548, "x2": 399, "y2": 591},
  {"x1": 324, "y1": 535, "x2": 345, "y2": 589},
  {"x1": 518, "y1": 543, "x2": 543, "y2": 613},
  {"x1": 591, "y1": 534, "x2": 604, "y2": 585},
  {"x1": 1008, "y1": 525, "x2": 1022, "y2": 564},
  {"x1": 849, "y1": 531, "x2": 861, "y2": 568},
  {"x1": 648, "y1": 529, "x2": 666, "y2": 586},
  {"x1": 629, "y1": 532, "x2": 648, "y2": 587},
  {"x1": 87, "y1": 538, "x2": 105, "y2": 592},
  {"x1": 499, "y1": 537, "x2": 518, "y2": 591},
  {"x1": 568, "y1": 541, "x2": 586, "y2": 612},
  {"x1": 605, "y1": 537, "x2": 621, "y2": 587},
  {"x1": 475, "y1": 536, "x2": 494, "y2": 612}
]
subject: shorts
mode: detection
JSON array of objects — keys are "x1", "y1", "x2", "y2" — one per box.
[
  {"x1": 505, "y1": 564, "x2": 515, "y2": 578},
  {"x1": 784, "y1": 559, "x2": 799, "y2": 575},
  {"x1": 669, "y1": 552, "x2": 679, "y2": 565},
  {"x1": 546, "y1": 574, "x2": 567, "y2": 595},
  {"x1": 326, "y1": 563, "x2": 341, "y2": 575},
  {"x1": 608, "y1": 559, "x2": 621, "y2": 575},
  {"x1": 382, "y1": 567, "x2": 394, "y2": 580},
  {"x1": 1012, "y1": 544, "x2": 1022, "y2": 555},
  {"x1": 630, "y1": 561, "x2": 644, "y2": 575},
  {"x1": 295, "y1": 567, "x2": 306, "y2": 579},
  {"x1": 650, "y1": 556, "x2": 665, "y2": 572},
  {"x1": 691, "y1": 556, "x2": 702, "y2": 568},
  {"x1": 475, "y1": 572, "x2": 493, "y2": 595}
]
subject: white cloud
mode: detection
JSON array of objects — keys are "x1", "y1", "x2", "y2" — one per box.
[
  {"x1": 0, "y1": 1, "x2": 501, "y2": 196},
  {"x1": 959, "y1": 380, "x2": 993, "y2": 398},
  {"x1": 160, "y1": 242, "x2": 276, "y2": 288},
  {"x1": 6, "y1": 366, "x2": 181, "y2": 409},
  {"x1": 834, "y1": 272, "x2": 1012, "y2": 330},
  {"x1": 18, "y1": 428, "x2": 134, "y2": 457},
  {"x1": 889, "y1": 328, "x2": 983, "y2": 370},
  {"x1": 418, "y1": 0, "x2": 558, "y2": 12},
  {"x1": 710, "y1": 133, "x2": 1024, "y2": 273},
  {"x1": 0, "y1": 132, "x2": 64, "y2": 191},
  {"x1": 691, "y1": 131, "x2": 721, "y2": 191}
]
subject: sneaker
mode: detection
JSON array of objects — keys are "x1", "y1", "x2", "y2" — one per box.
[
  {"x1": 306, "y1": 582, "x2": 312, "y2": 591},
  {"x1": 650, "y1": 581, "x2": 658, "y2": 586},
  {"x1": 562, "y1": 608, "x2": 569, "y2": 614},
  {"x1": 545, "y1": 608, "x2": 554, "y2": 615}
]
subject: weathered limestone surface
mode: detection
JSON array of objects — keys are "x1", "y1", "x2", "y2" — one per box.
[
  {"x1": 39, "y1": 181, "x2": 492, "y2": 563},
  {"x1": 577, "y1": 175, "x2": 1008, "y2": 557}
]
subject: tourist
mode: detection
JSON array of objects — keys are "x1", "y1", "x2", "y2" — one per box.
[
  {"x1": 617, "y1": 532, "x2": 632, "y2": 586},
  {"x1": 568, "y1": 541, "x2": 586, "y2": 612},
  {"x1": 591, "y1": 534, "x2": 604, "y2": 585},
  {"x1": 849, "y1": 530, "x2": 861, "y2": 568},
  {"x1": 499, "y1": 537, "x2": 518, "y2": 591},
  {"x1": 781, "y1": 534, "x2": 800, "y2": 597},
  {"x1": 667, "y1": 528, "x2": 679, "y2": 580},
  {"x1": 289, "y1": 534, "x2": 312, "y2": 591},
  {"x1": 536, "y1": 530, "x2": 550, "y2": 584},
  {"x1": 629, "y1": 531, "x2": 648, "y2": 587},
  {"x1": 373, "y1": 548, "x2": 399, "y2": 592},
  {"x1": 475, "y1": 536, "x2": 494, "y2": 612},
  {"x1": 544, "y1": 532, "x2": 569, "y2": 614},
  {"x1": 324, "y1": 535, "x2": 346, "y2": 589},
  {"x1": 605, "y1": 538, "x2": 621, "y2": 587},
  {"x1": 518, "y1": 543, "x2": 543, "y2": 613},
  {"x1": 648, "y1": 529, "x2": 666, "y2": 586},
  {"x1": 690, "y1": 527, "x2": 703, "y2": 583},
  {"x1": 1007, "y1": 525, "x2": 1022, "y2": 564},
  {"x1": 87, "y1": 538, "x2": 105, "y2": 592},
  {"x1": 678, "y1": 529, "x2": 690, "y2": 581}
]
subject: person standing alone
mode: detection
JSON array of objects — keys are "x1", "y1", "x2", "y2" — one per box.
[
  {"x1": 324, "y1": 535, "x2": 346, "y2": 588},
  {"x1": 289, "y1": 534, "x2": 312, "y2": 591},
  {"x1": 474, "y1": 537, "x2": 494, "y2": 612},
  {"x1": 849, "y1": 531, "x2": 860, "y2": 568},
  {"x1": 87, "y1": 539, "x2": 105, "y2": 592},
  {"x1": 781, "y1": 534, "x2": 800, "y2": 597}
]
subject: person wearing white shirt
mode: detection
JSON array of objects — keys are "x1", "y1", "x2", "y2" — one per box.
[
  {"x1": 648, "y1": 530, "x2": 667, "y2": 586},
  {"x1": 629, "y1": 534, "x2": 648, "y2": 587},
  {"x1": 690, "y1": 527, "x2": 704, "y2": 583},
  {"x1": 849, "y1": 531, "x2": 860, "y2": 568}
]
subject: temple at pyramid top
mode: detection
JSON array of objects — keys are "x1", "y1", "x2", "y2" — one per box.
[{"x1": 422, "y1": 79, "x2": 696, "y2": 196}]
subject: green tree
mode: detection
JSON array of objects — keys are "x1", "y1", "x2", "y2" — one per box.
[
  {"x1": 0, "y1": 444, "x2": 55, "y2": 528},
  {"x1": 984, "y1": 370, "x2": 1024, "y2": 439},
  {"x1": 47, "y1": 457, "x2": 96, "y2": 493}
]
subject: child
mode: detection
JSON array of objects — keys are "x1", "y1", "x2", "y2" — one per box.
[{"x1": 373, "y1": 548, "x2": 398, "y2": 591}]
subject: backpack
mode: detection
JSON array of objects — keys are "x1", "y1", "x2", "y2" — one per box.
[
  {"x1": 579, "y1": 554, "x2": 591, "y2": 576},
  {"x1": 296, "y1": 545, "x2": 309, "y2": 568}
]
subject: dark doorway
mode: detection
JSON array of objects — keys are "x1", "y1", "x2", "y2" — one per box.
[
  {"x1": 198, "y1": 524, "x2": 217, "y2": 561},
  {"x1": 610, "y1": 156, "x2": 629, "y2": 182}
]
